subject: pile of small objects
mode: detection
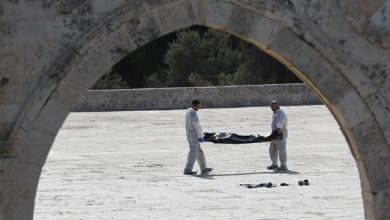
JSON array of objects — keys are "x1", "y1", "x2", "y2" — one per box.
[
  {"x1": 298, "y1": 179, "x2": 309, "y2": 186},
  {"x1": 240, "y1": 179, "x2": 309, "y2": 188}
]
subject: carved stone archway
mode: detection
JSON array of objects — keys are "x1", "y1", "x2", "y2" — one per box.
[{"x1": 0, "y1": 1, "x2": 389, "y2": 219}]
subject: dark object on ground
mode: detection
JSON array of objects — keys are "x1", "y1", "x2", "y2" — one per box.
[
  {"x1": 298, "y1": 179, "x2": 309, "y2": 186},
  {"x1": 240, "y1": 182, "x2": 276, "y2": 188},
  {"x1": 183, "y1": 170, "x2": 198, "y2": 175},
  {"x1": 277, "y1": 165, "x2": 288, "y2": 171},
  {"x1": 204, "y1": 132, "x2": 268, "y2": 144},
  {"x1": 267, "y1": 164, "x2": 278, "y2": 170},
  {"x1": 280, "y1": 183, "x2": 289, "y2": 186},
  {"x1": 201, "y1": 167, "x2": 213, "y2": 174}
]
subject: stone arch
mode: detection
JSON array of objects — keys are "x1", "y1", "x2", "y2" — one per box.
[{"x1": 1, "y1": 1, "x2": 389, "y2": 219}]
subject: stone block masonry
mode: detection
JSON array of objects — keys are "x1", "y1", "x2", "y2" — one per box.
[{"x1": 73, "y1": 83, "x2": 320, "y2": 112}]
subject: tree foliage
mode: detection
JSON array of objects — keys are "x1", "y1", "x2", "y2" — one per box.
[
  {"x1": 91, "y1": 72, "x2": 128, "y2": 90},
  {"x1": 164, "y1": 29, "x2": 243, "y2": 87},
  {"x1": 92, "y1": 26, "x2": 301, "y2": 89}
]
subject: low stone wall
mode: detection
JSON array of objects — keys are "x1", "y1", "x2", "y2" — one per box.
[{"x1": 73, "y1": 83, "x2": 321, "y2": 112}]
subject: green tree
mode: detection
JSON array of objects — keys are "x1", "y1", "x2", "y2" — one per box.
[
  {"x1": 144, "y1": 71, "x2": 168, "y2": 88},
  {"x1": 91, "y1": 72, "x2": 128, "y2": 90},
  {"x1": 188, "y1": 73, "x2": 213, "y2": 86},
  {"x1": 92, "y1": 25, "x2": 301, "y2": 89},
  {"x1": 164, "y1": 29, "x2": 243, "y2": 87},
  {"x1": 164, "y1": 28, "x2": 300, "y2": 87}
]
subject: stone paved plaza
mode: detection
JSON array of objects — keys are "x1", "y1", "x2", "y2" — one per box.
[{"x1": 34, "y1": 105, "x2": 364, "y2": 219}]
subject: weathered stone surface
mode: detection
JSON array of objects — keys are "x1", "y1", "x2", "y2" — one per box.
[
  {"x1": 349, "y1": 119, "x2": 390, "y2": 161},
  {"x1": 204, "y1": 0, "x2": 233, "y2": 29},
  {"x1": 0, "y1": 104, "x2": 21, "y2": 124},
  {"x1": 0, "y1": 123, "x2": 12, "y2": 140},
  {"x1": 227, "y1": 6, "x2": 258, "y2": 36},
  {"x1": 348, "y1": 119, "x2": 390, "y2": 204},
  {"x1": 143, "y1": 0, "x2": 181, "y2": 10},
  {"x1": 1, "y1": 159, "x2": 42, "y2": 220},
  {"x1": 244, "y1": 15, "x2": 283, "y2": 48},
  {"x1": 333, "y1": 91, "x2": 372, "y2": 129},
  {"x1": 317, "y1": 71, "x2": 355, "y2": 105},
  {"x1": 362, "y1": 62, "x2": 390, "y2": 89},
  {"x1": 19, "y1": 127, "x2": 57, "y2": 166},
  {"x1": 0, "y1": 0, "x2": 56, "y2": 20},
  {"x1": 358, "y1": 156, "x2": 390, "y2": 191},
  {"x1": 369, "y1": 0, "x2": 390, "y2": 32},
  {"x1": 268, "y1": 28, "x2": 331, "y2": 87},
  {"x1": 114, "y1": 0, "x2": 146, "y2": 24},
  {"x1": 92, "y1": 0, "x2": 129, "y2": 14},
  {"x1": 340, "y1": 0, "x2": 390, "y2": 49},
  {"x1": 74, "y1": 84, "x2": 320, "y2": 112},
  {"x1": 362, "y1": 188, "x2": 390, "y2": 220},
  {"x1": 125, "y1": 12, "x2": 161, "y2": 47},
  {"x1": 342, "y1": 63, "x2": 378, "y2": 99},
  {"x1": 236, "y1": 0, "x2": 299, "y2": 28},
  {"x1": 365, "y1": 88, "x2": 390, "y2": 145},
  {"x1": 189, "y1": 0, "x2": 206, "y2": 25},
  {"x1": 154, "y1": 0, "x2": 196, "y2": 34},
  {"x1": 56, "y1": 0, "x2": 92, "y2": 15},
  {"x1": 0, "y1": 78, "x2": 33, "y2": 105}
]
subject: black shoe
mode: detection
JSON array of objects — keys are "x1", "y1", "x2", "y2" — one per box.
[
  {"x1": 277, "y1": 165, "x2": 288, "y2": 171},
  {"x1": 183, "y1": 170, "x2": 198, "y2": 175},
  {"x1": 201, "y1": 168, "x2": 213, "y2": 174},
  {"x1": 267, "y1": 164, "x2": 278, "y2": 170}
]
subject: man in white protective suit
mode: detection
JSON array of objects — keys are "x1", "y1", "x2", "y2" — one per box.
[
  {"x1": 183, "y1": 100, "x2": 213, "y2": 175},
  {"x1": 266, "y1": 100, "x2": 289, "y2": 171}
]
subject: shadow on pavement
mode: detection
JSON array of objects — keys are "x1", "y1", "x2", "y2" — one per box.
[
  {"x1": 192, "y1": 170, "x2": 300, "y2": 179},
  {"x1": 272, "y1": 170, "x2": 300, "y2": 175},
  {"x1": 192, "y1": 174, "x2": 215, "y2": 180}
]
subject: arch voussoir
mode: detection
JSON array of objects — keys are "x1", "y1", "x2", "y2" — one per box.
[
  {"x1": 125, "y1": 12, "x2": 161, "y2": 48},
  {"x1": 153, "y1": 0, "x2": 203, "y2": 35},
  {"x1": 1, "y1": 159, "x2": 43, "y2": 220},
  {"x1": 331, "y1": 91, "x2": 372, "y2": 129},
  {"x1": 362, "y1": 187, "x2": 390, "y2": 220},
  {"x1": 365, "y1": 90, "x2": 390, "y2": 145},
  {"x1": 267, "y1": 28, "x2": 330, "y2": 85},
  {"x1": 1, "y1": 0, "x2": 390, "y2": 219},
  {"x1": 348, "y1": 118, "x2": 390, "y2": 192}
]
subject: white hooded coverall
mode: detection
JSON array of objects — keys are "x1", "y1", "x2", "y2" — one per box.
[
  {"x1": 184, "y1": 108, "x2": 207, "y2": 171},
  {"x1": 269, "y1": 108, "x2": 288, "y2": 166}
]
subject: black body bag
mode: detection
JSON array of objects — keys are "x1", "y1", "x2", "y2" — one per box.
[
  {"x1": 203, "y1": 130, "x2": 281, "y2": 144},
  {"x1": 203, "y1": 132, "x2": 268, "y2": 144}
]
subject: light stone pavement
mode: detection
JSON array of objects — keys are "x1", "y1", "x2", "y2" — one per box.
[{"x1": 34, "y1": 105, "x2": 364, "y2": 220}]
